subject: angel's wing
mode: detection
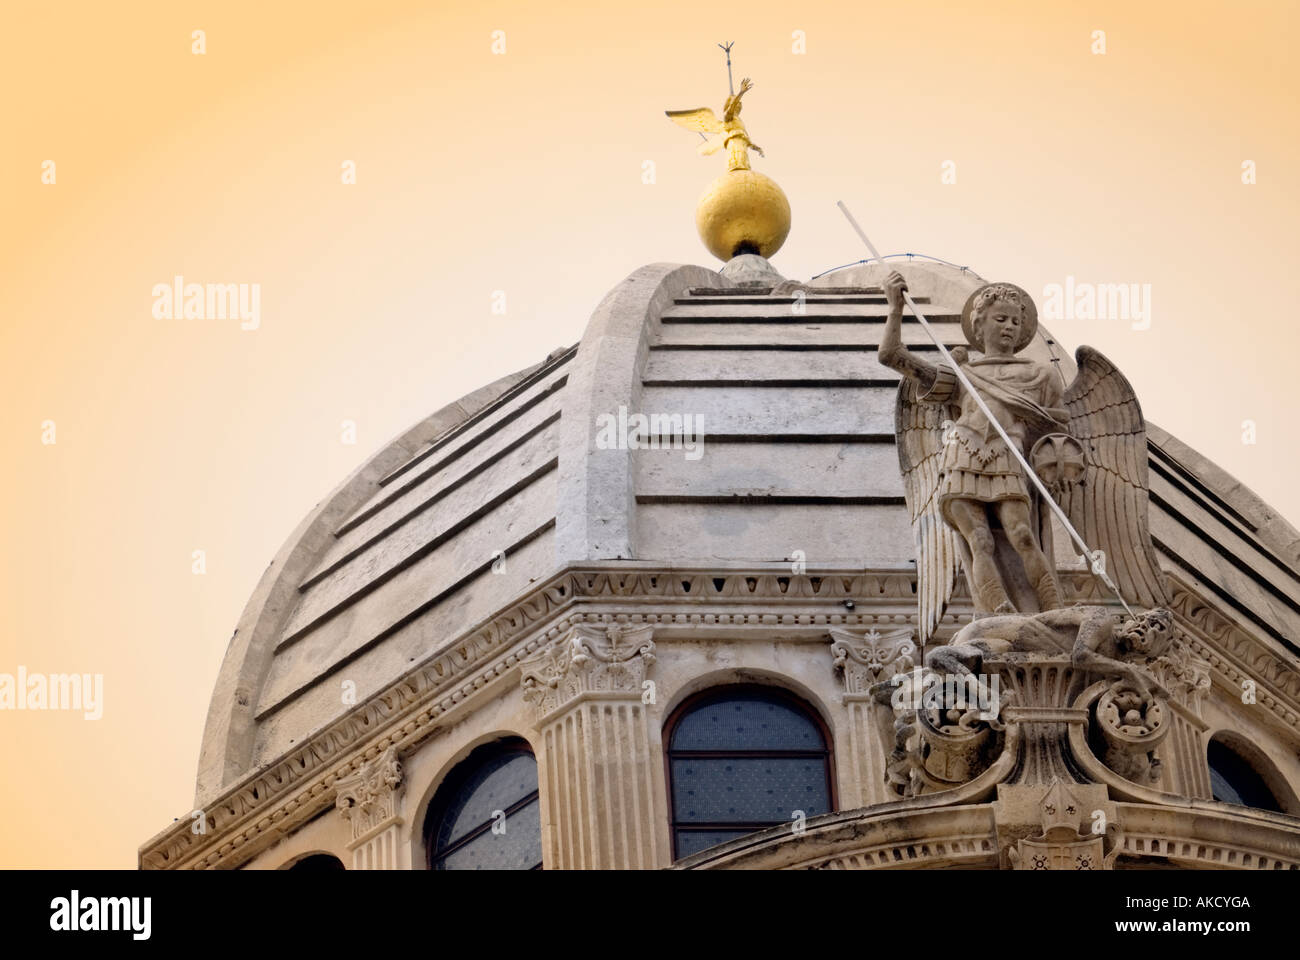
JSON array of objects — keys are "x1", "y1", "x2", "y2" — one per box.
[
  {"x1": 696, "y1": 133, "x2": 725, "y2": 156},
  {"x1": 665, "y1": 107, "x2": 725, "y2": 135},
  {"x1": 896, "y1": 379, "x2": 963, "y2": 643},
  {"x1": 1061, "y1": 346, "x2": 1169, "y2": 607}
]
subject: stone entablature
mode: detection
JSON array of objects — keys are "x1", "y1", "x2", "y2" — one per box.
[{"x1": 143, "y1": 566, "x2": 921, "y2": 869}]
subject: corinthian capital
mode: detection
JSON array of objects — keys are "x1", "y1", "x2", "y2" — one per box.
[
  {"x1": 520, "y1": 622, "x2": 656, "y2": 718},
  {"x1": 829, "y1": 626, "x2": 917, "y2": 695},
  {"x1": 335, "y1": 746, "x2": 402, "y2": 841}
]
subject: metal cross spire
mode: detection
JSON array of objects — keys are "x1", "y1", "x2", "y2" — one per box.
[{"x1": 718, "y1": 41, "x2": 735, "y2": 95}]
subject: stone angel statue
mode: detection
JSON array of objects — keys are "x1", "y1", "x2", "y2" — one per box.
[
  {"x1": 666, "y1": 77, "x2": 764, "y2": 171},
  {"x1": 880, "y1": 271, "x2": 1168, "y2": 643}
]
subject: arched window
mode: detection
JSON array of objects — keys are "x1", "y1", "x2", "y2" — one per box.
[
  {"x1": 665, "y1": 685, "x2": 834, "y2": 860},
  {"x1": 285, "y1": 853, "x2": 345, "y2": 872},
  {"x1": 1208, "y1": 737, "x2": 1282, "y2": 812},
  {"x1": 424, "y1": 738, "x2": 542, "y2": 870}
]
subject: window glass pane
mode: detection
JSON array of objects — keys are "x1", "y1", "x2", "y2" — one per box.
[
  {"x1": 1208, "y1": 767, "x2": 1245, "y2": 807},
  {"x1": 436, "y1": 797, "x2": 543, "y2": 870},
  {"x1": 670, "y1": 694, "x2": 825, "y2": 751},
  {"x1": 674, "y1": 830, "x2": 754, "y2": 859},
  {"x1": 435, "y1": 752, "x2": 538, "y2": 850},
  {"x1": 1207, "y1": 740, "x2": 1280, "y2": 812},
  {"x1": 671, "y1": 757, "x2": 830, "y2": 823}
]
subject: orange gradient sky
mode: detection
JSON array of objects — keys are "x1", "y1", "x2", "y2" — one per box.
[{"x1": 2, "y1": 0, "x2": 1297, "y2": 867}]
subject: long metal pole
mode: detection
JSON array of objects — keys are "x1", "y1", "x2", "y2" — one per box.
[{"x1": 836, "y1": 200, "x2": 1134, "y2": 617}]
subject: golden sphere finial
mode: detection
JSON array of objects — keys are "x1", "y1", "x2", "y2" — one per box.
[{"x1": 695, "y1": 169, "x2": 791, "y2": 261}]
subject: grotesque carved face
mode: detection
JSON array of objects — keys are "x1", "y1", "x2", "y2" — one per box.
[
  {"x1": 1119, "y1": 608, "x2": 1174, "y2": 658},
  {"x1": 976, "y1": 299, "x2": 1024, "y2": 355}
]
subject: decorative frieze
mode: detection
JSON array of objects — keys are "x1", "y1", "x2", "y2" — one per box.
[{"x1": 1167, "y1": 574, "x2": 1300, "y2": 728}]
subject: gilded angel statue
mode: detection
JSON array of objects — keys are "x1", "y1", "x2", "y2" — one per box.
[
  {"x1": 666, "y1": 77, "x2": 764, "y2": 171},
  {"x1": 880, "y1": 271, "x2": 1169, "y2": 643}
]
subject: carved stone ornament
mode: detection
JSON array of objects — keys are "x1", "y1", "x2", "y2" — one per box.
[
  {"x1": 873, "y1": 664, "x2": 1001, "y2": 799},
  {"x1": 829, "y1": 626, "x2": 916, "y2": 694},
  {"x1": 872, "y1": 604, "x2": 1188, "y2": 797},
  {"x1": 1094, "y1": 683, "x2": 1169, "y2": 784},
  {"x1": 335, "y1": 746, "x2": 402, "y2": 841},
  {"x1": 1146, "y1": 632, "x2": 1212, "y2": 718},
  {"x1": 520, "y1": 622, "x2": 656, "y2": 718},
  {"x1": 1007, "y1": 781, "x2": 1121, "y2": 870}
]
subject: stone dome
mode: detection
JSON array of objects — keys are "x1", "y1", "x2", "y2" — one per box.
[
  {"x1": 193, "y1": 256, "x2": 1300, "y2": 807},
  {"x1": 137, "y1": 254, "x2": 1300, "y2": 874}
]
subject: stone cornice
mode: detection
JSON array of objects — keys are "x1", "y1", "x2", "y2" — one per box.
[
  {"x1": 1166, "y1": 571, "x2": 1300, "y2": 730},
  {"x1": 139, "y1": 565, "x2": 1300, "y2": 870}
]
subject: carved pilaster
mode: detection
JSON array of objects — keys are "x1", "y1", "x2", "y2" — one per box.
[
  {"x1": 1148, "y1": 629, "x2": 1213, "y2": 799},
  {"x1": 829, "y1": 626, "x2": 917, "y2": 807},
  {"x1": 520, "y1": 623, "x2": 663, "y2": 868},
  {"x1": 335, "y1": 746, "x2": 403, "y2": 869}
]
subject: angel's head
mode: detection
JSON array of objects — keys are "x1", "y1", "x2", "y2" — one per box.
[
  {"x1": 1118, "y1": 608, "x2": 1174, "y2": 659},
  {"x1": 969, "y1": 284, "x2": 1032, "y2": 356}
]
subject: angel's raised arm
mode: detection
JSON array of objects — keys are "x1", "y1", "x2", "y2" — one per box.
[
  {"x1": 723, "y1": 78, "x2": 755, "y2": 119},
  {"x1": 879, "y1": 271, "x2": 940, "y2": 393}
]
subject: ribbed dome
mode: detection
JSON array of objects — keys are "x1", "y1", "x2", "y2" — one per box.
[{"x1": 195, "y1": 257, "x2": 1300, "y2": 806}]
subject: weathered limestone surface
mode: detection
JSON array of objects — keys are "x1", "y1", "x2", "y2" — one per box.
[{"x1": 193, "y1": 360, "x2": 556, "y2": 806}]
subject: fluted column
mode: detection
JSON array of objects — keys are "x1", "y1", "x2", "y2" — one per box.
[
  {"x1": 829, "y1": 627, "x2": 918, "y2": 808},
  {"x1": 335, "y1": 746, "x2": 404, "y2": 870},
  {"x1": 1148, "y1": 645, "x2": 1213, "y2": 798},
  {"x1": 521, "y1": 623, "x2": 662, "y2": 869}
]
